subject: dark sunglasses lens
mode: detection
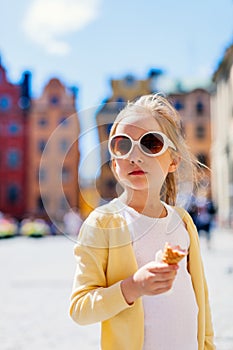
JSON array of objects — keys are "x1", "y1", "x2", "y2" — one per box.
[
  {"x1": 141, "y1": 133, "x2": 164, "y2": 154},
  {"x1": 110, "y1": 136, "x2": 132, "y2": 156}
]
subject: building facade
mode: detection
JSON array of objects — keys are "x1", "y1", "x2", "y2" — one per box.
[
  {"x1": 0, "y1": 59, "x2": 31, "y2": 219},
  {"x1": 211, "y1": 44, "x2": 233, "y2": 227},
  {"x1": 27, "y1": 78, "x2": 80, "y2": 224},
  {"x1": 169, "y1": 88, "x2": 211, "y2": 169}
]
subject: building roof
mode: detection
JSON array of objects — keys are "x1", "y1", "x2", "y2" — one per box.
[{"x1": 213, "y1": 44, "x2": 233, "y2": 82}]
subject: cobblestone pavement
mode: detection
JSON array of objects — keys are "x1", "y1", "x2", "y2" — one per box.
[{"x1": 0, "y1": 228, "x2": 232, "y2": 350}]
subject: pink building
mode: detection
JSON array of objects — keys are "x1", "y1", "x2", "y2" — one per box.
[{"x1": 0, "y1": 58, "x2": 31, "y2": 219}]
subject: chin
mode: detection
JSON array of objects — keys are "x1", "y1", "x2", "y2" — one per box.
[{"x1": 126, "y1": 182, "x2": 149, "y2": 192}]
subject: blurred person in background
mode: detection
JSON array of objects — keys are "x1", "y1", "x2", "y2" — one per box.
[
  {"x1": 63, "y1": 207, "x2": 83, "y2": 237},
  {"x1": 194, "y1": 195, "x2": 217, "y2": 248}
]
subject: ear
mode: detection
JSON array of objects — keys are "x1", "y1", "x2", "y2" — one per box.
[{"x1": 168, "y1": 156, "x2": 181, "y2": 173}]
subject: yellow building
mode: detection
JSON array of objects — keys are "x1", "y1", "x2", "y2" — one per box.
[
  {"x1": 96, "y1": 74, "x2": 152, "y2": 201},
  {"x1": 27, "y1": 78, "x2": 80, "y2": 224}
]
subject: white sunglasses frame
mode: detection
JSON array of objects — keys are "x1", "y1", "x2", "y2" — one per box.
[{"x1": 108, "y1": 131, "x2": 177, "y2": 159}]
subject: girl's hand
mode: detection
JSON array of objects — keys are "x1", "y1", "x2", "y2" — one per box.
[{"x1": 121, "y1": 262, "x2": 179, "y2": 305}]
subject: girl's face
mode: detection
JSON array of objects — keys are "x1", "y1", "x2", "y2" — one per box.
[{"x1": 112, "y1": 113, "x2": 177, "y2": 194}]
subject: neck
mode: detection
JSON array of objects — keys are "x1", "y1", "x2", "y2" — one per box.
[{"x1": 119, "y1": 189, "x2": 167, "y2": 218}]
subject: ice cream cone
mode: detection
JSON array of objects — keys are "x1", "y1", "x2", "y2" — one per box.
[{"x1": 162, "y1": 242, "x2": 187, "y2": 265}]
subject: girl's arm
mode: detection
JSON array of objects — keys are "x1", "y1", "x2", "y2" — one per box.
[
  {"x1": 70, "y1": 243, "x2": 135, "y2": 325},
  {"x1": 69, "y1": 219, "x2": 134, "y2": 325}
]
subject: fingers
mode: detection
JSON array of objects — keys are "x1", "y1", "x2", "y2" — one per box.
[
  {"x1": 147, "y1": 285, "x2": 173, "y2": 296},
  {"x1": 121, "y1": 261, "x2": 179, "y2": 304},
  {"x1": 133, "y1": 261, "x2": 179, "y2": 297},
  {"x1": 148, "y1": 261, "x2": 179, "y2": 274},
  {"x1": 150, "y1": 269, "x2": 178, "y2": 282},
  {"x1": 143, "y1": 277, "x2": 174, "y2": 296},
  {"x1": 151, "y1": 275, "x2": 175, "y2": 294}
]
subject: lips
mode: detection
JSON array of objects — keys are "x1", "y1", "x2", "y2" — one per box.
[{"x1": 128, "y1": 170, "x2": 146, "y2": 175}]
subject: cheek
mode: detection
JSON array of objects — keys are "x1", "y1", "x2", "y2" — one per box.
[
  {"x1": 151, "y1": 163, "x2": 168, "y2": 182},
  {"x1": 151, "y1": 158, "x2": 172, "y2": 181},
  {"x1": 111, "y1": 159, "x2": 125, "y2": 178},
  {"x1": 114, "y1": 160, "x2": 125, "y2": 176},
  {"x1": 156, "y1": 153, "x2": 172, "y2": 172}
]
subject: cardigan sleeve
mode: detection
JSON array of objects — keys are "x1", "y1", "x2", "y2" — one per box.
[
  {"x1": 69, "y1": 214, "x2": 134, "y2": 325},
  {"x1": 185, "y1": 212, "x2": 215, "y2": 350},
  {"x1": 178, "y1": 208, "x2": 216, "y2": 350},
  {"x1": 186, "y1": 213, "x2": 215, "y2": 349},
  {"x1": 203, "y1": 269, "x2": 216, "y2": 350}
]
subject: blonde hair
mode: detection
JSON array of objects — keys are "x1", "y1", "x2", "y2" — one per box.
[{"x1": 109, "y1": 93, "x2": 202, "y2": 206}]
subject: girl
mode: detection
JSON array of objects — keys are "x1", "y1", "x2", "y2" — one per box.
[{"x1": 69, "y1": 94, "x2": 215, "y2": 350}]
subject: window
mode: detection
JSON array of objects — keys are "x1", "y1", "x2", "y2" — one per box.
[
  {"x1": 7, "y1": 149, "x2": 21, "y2": 169},
  {"x1": 8, "y1": 123, "x2": 21, "y2": 135},
  {"x1": 196, "y1": 125, "x2": 206, "y2": 139},
  {"x1": 174, "y1": 100, "x2": 184, "y2": 111},
  {"x1": 116, "y1": 97, "x2": 124, "y2": 102},
  {"x1": 0, "y1": 95, "x2": 11, "y2": 111},
  {"x1": 124, "y1": 75, "x2": 135, "y2": 87},
  {"x1": 60, "y1": 139, "x2": 69, "y2": 152},
  {"x1": 62, "y1": 167, "x2": 70, "y2": 182},
  {"x1": 7, "y1": 184, "x2": 20, "y2": 204},
  {"x1": 196, "y1": 101, "x2": 204, "y2": 115},
  {"x1": 50, "y1": 96, "x2": 60, "y2": 105},
  {"x1": 38, "y1": 140, "x2": 47, "y2": 153},
  {"x1": 38, "y1": 118, "x2": 48, "y2": 127}
]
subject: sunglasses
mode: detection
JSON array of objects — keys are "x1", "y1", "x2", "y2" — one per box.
[{"x1": 108, "y1": 131, "x2": 176, "y2": 159}]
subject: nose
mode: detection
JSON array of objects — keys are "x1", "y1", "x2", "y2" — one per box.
[{"x1": 129, "y1": 145, "x2": 143, "y2": 164}]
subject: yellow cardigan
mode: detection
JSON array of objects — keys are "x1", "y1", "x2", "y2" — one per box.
[{"x1": 69, "y1": 203, "x2": 215, "y2": 350}]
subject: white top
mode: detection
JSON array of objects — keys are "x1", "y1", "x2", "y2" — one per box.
[{"x1": 112, "y1": 198, "x2": 198, "y2": 350}]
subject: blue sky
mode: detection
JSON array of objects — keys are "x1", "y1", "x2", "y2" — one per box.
[{"x1": 0, "y1": 0, "x2": 232, "y2": 179}]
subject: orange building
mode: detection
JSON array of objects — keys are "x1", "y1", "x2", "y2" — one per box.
[
  {"x1": 27, "y1": 78, "x2": 80, "y2": 224},
  {"x1": 169, "y1": 88, "x2": 211, "y2": 169},
  {"x1": 169, "y1": 88, "x2": 212, "y2": 199}
]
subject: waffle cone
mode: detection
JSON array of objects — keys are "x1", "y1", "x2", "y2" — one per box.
[{"x1": 162, "y1": 242, "x2": 187, "y2": 265}]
